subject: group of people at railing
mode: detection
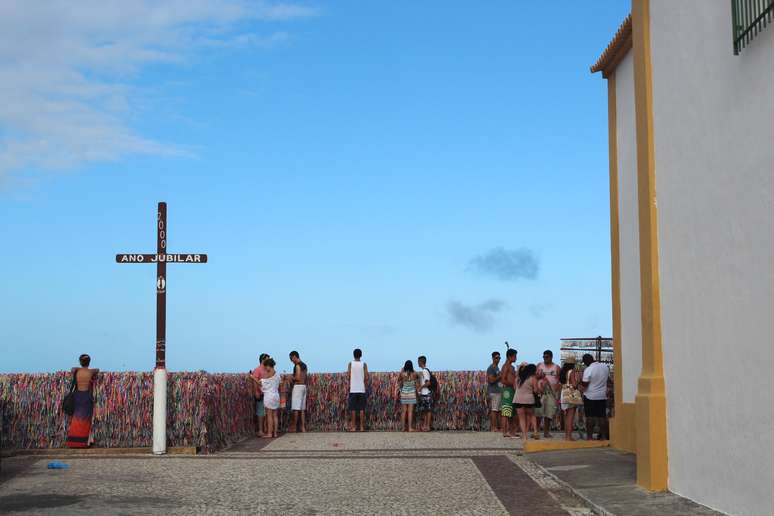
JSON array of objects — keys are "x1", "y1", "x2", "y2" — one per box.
[
  {"x1": 486, "y1": 348, "x2": 611, "y2": 442},
  {"x1": 60, "y1": 346, "x2": 611, "y2": 447},
  {"x1": 246, "y1": 346, "x2": 612, "y2": 442}
]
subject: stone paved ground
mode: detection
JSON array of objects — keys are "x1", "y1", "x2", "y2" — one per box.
[
  {"x1": 528, "y1": 449, "x2": 723, "y2": 516},
  {"x1": 0, "y1": 432, "x2": 594, "y2": 515},
  {"x1": 251, "y1": 431, "x2": 517, "y2": 451}
]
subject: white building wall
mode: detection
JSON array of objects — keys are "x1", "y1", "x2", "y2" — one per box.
[
  {"x1": 615, "y1": 52, "x2": 642, "y2": 404},
  {"x1": 650, "y1": 1, "x2": 774, "y2": 514}
]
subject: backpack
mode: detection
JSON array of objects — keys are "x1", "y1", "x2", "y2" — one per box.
[{"x1": 427, "y1": 369, "x2": 440, "y2": 401}]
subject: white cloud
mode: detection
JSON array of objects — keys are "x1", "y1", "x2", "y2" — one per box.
[
  {"x1": 0, "y1": 0, "x2": 316, "y2": 179},
  {"x1": 468, "y1": 246, "x2": 540, "y2": 281},
  {"x1": 447, "y1": 299, "x2": 507, "y2": 332}
]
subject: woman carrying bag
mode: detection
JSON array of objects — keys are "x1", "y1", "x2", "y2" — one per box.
[{"x1": 559, "y1": 356, "x2": 583, "y2": 441}]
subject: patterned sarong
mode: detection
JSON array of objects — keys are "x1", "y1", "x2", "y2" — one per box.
[
  {"x1": 534, "y1": 383, "x2": 558, "y2": 419},
  {"x1": 500, "y1": 386, "x2": 514, "y2": 418},
  {"x1": 66, "y1": 390, "x2": 93, "y2": 448}
]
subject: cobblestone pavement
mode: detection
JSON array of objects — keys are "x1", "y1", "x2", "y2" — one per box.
[
  {"x1": 0, "y1": 432, "x2": 593, "y2": 515},
  {"x1": 253, "y1": 431, "x2": 519, "y2": 452}
]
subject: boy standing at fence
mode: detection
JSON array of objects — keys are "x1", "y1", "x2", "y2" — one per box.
[
  {"x1": 417, "y1": 356, "x2": 434, "y2": 432},
  {"x1": 288, "y1": 351, "x2": 308, "y2": 433},
  {"x1": 347, "y1": 348, "x2": 369, "y2": 432}
]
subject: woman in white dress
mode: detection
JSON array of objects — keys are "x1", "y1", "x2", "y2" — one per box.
[{"x1": 260, "y1": 358, "x2": 281, "y2": 438}]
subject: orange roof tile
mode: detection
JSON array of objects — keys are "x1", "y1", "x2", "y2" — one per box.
[{"x1": 590, "y1": 14, "x2": 632, "y2": 77}]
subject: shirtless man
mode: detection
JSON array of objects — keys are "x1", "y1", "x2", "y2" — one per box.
[
  {"x1": 288, "y1": 351, "x2": 308, "y2": 433},
  {"x1": 499, "y1": 348, "x2": 518, "y2": 438}
]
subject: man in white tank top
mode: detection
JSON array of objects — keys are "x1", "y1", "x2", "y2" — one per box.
[{"x1": 347, "y1": 348, "x2": 369, "y2": 432}]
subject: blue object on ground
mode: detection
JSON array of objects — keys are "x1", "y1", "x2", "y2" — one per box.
[{"x1": 47, "y1": 461, "x2": 70, "y2": 469}]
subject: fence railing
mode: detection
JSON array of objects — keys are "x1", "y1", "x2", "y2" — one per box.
[{"x1": 732, "y1": 0, "x2": 774, "y2": 54}]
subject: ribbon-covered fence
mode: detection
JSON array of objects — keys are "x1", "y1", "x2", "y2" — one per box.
[
  {"x1": 304, "y1": 371, "x2": 489, "y2": 431},
  {"x1": 0, "y1": 371, "x2": 489, "y2": 451}
]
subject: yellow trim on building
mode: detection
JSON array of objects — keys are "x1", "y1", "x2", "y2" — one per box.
[
  {"x1": 593, "y1": 0, "x2": 668, "y2": 491},
  {"x1": 632, "y1": 0, "x2": 669, "y2": 492},
  {"x1": 615, "y1": 402, "x2": 637, "y2": 452}
]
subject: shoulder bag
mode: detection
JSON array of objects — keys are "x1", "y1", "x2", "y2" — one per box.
[
  {"x1": 61, "y1": 370, "x2": 78, "y2": 416},
  {"x1": 561, "y1": 371, "x2": 584, "y2": 406},
  {"x1": 532, "y1": 378, "x2": 542, "y2": 408}
]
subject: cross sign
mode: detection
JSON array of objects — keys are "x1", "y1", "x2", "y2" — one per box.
[{"x1": 116, "y1": 202, "x2": 208, "y2": 369}]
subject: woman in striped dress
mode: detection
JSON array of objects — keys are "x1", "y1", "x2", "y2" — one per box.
[{"x1": 398, "y1": 360, "x2": 419, "y2": 432}]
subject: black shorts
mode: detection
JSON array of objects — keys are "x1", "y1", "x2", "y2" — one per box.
[
  {"x1": 583, "y1": 397, "x2": 607, "y2": 418},
  {"x1": 348, "y1": 393, "x2": 367, "y2": 411},
  {"x1": 514, "y1": 403, "x2": 535, "y2": 409},
  {"x1": 418, "y1": 394, "x2": 434, "y2": 412}
]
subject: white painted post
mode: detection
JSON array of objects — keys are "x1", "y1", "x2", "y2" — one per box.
[{"x1": 153, "y1": 368, "x2": 167, "y2": 454}]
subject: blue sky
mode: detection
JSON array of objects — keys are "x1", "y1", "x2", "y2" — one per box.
[{"x1": 0, "y1": 1, "x2": 629, "y2": 374}]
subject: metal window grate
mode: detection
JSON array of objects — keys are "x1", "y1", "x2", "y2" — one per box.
[
  {"x1": 560, "y1": 337, "x2": 614, "y2": 367},
  {"x1": 733, "y1": 0, "x2": 774, "y2": 54}
]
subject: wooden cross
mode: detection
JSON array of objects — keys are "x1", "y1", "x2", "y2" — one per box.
[
  {"x1": 116, "y1": 202, "x2": 207, "y2": 369},
  {"x1": 116, "y1": 202, "x2": 207, "y2": 454}
]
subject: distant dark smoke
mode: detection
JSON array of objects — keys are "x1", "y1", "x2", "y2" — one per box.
[
  {"x1": 468, "y1": 247, "x2": 539, "y2": 281},
  {"x1": 447, "y1": 299, "x2": 506, "y2": 332}
]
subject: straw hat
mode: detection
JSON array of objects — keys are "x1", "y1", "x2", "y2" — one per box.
[{"x1": 564, "y1": 355, "x2": 577, "y2": 364}]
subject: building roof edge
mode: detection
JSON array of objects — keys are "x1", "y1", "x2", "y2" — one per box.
[{"x1": 590, "y1": 14, "x2": 632, "y2": 77}]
